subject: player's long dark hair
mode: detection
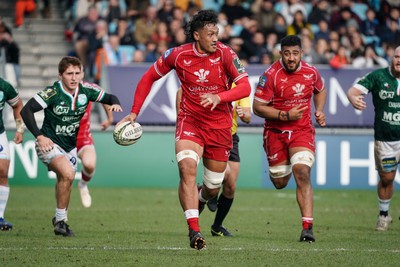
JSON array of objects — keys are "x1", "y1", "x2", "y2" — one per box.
[{"x1": 185, "y1": 10, "x2": 218, "y2": 42}]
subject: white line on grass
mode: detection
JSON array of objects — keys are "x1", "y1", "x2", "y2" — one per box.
[{"x1": 0, "y1": 247, "x2": 399, "y2": 253}]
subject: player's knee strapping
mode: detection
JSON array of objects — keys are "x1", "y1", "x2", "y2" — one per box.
[
  {"x1": 203, "y1": 167, "x2": 225, "y2": 189},
  {"x1": 176, "y1": 150, "x2": 200, "y2": 165},
  {"x1": 290, "y1": 151, "x2": 315, "y2": 167},
  {"x1": 269, "y1": 165, "x2": 292, "y2": 179}
]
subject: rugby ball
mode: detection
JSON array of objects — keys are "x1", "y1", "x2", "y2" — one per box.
[{"x1": 113, "y1": 121, "x2": 143, "y2": 146}]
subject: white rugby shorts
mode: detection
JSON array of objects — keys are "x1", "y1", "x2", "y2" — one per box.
[
  {"x1": 0, "y1": 132, "x2": 10, "y2": 160},
  {"x1": 35, "y1": 142, "x2": 78, "y2": 171},
  {"x1": 374, "y1": 140, "x2": 400, "y2": 172}
]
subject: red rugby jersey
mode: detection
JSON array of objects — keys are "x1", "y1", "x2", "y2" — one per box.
[
  {"x1": 136, "y1": 42, "x2": 248, "y2": 129},
  {"x1": 254, "y1": 60, "x2": 324, "y2": 131}
]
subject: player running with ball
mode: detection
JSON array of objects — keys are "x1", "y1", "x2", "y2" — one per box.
[{"x1": 117, "y1": 10, "x2": 251, "y2": 250}]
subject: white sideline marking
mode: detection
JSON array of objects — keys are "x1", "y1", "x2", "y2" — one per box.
[{"x1": 0, "y1": 247, "x2": 399, "y2": 253}]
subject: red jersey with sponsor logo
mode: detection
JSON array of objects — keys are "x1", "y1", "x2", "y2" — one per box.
[
  {"x1": 155, "y1": 42, "x2": 248, "y2": 129},
  {"x1": 254, "y1": 60, "x2": 324, "y2": 131}
]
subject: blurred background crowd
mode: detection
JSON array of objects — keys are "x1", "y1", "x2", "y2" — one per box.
[{"x1": 1, "y1": 0, "x2": 400, "y2": 84}]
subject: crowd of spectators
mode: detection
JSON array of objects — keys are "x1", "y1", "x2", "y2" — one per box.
[
  {"x1": 56, "y1": 0, "x2": 400, "y2": 82},
  {"x1": 0, "y1": 17, "x2": 20, "y2": 87},
  {"x1": 2, "y1": 0, "x2": 53, "y2": 87}
]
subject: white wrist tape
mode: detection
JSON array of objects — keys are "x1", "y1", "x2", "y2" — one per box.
[{"x1": 16, "y1": 119, "x2": 25, "y2": 134}]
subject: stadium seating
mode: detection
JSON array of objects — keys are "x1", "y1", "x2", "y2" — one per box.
[{"x1": 0, "y1": 0, "x2": 72, "y2": 128}]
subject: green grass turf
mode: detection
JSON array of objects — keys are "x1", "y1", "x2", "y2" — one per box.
[{"x1": 1, "y1": 186, "x2": 400, "y2": 267}]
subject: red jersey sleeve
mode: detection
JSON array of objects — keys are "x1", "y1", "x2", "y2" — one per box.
[
  {"x1": 131, "y1": 48, "x2": 181, "y2": 115},
  {"x1": 153, "y1": 48, "x2": 175, "y2": 76},
  {"x1": 221, "y1": 44, "x2": 248, "y2": 83},
  {"x1": 312, "y1": 66, "x2": 325, "y2": 94},
  {"x1": 130, "y1": 65, "x2": 163, "y2": 115},
  {"x1": 217, "y1": 43, "x2": 250, "y2": 102},
  {"x1": 254, "y1": 63, "x2": 278, "y2": 104}
]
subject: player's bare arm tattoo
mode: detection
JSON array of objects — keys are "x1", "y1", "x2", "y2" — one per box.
[{"x1": 278, "y1": 110, "x2": 290, "y2": 121}]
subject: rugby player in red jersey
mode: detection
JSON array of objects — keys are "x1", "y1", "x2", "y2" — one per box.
[
  {"x1": 253, "y1": 35, "x2": 327, "y2": 242},
  {"x1": 117, "y1": 10, "x2": 251, "y2": 250},
  {"x1": 76, "y1": 100, "x2": 113, "y2": 208}
]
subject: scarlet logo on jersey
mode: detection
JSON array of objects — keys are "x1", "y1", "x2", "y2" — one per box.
[
  {"x1": 267, "y1": 153, "x2": 278, "y2": 161},
  {"x1": 292, "y1": 83, "x2": 305, "y2": 96},
  {"x1": 183, "y1": 131, "x2": 195, "y2": 137},
  {"x1": 225, "y1": 150, "x2": 230, "y2": 157},
  {"x1": 303, "y1": 74, "x2": 314, "y2": 80},
  {"x1": 194, "y1": 69, "x2": 210, "y2": 83},
  {"x1": 183, "y1": 60, "x2": 192, "y2": 66}
]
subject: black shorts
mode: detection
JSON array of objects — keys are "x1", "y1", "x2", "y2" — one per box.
[{"x1": 229, "y1": 133, "x2": 240, "y2": 162}]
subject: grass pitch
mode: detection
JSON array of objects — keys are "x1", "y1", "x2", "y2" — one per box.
[{"x1": 1, "y1": 186, "x2": 400, "y2": 267}]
